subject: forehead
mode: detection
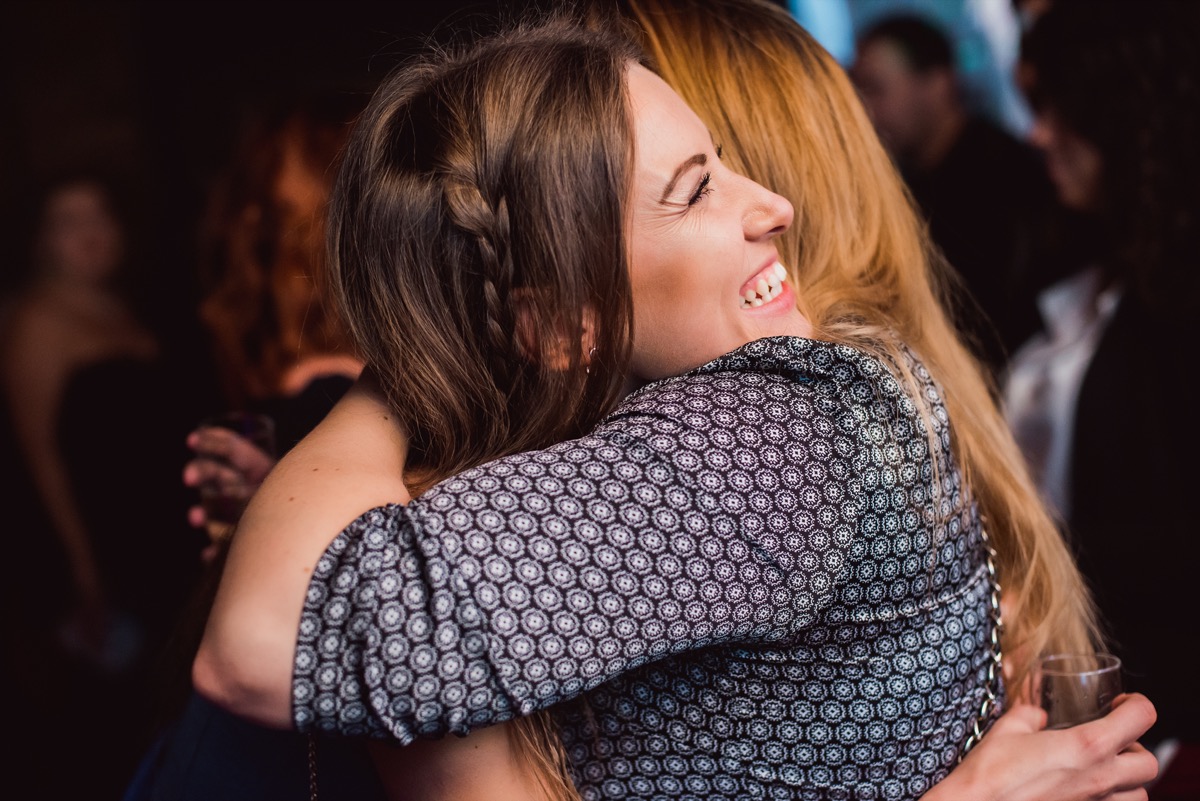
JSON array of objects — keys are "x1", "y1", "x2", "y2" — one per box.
[
  {"x1": 626, "y1": 64, "x2": 710, "y2": 174},
  {"x1": 45, "y1": 184, "x2": 111, "y2": 221},
  {"x1": 855, "y1": 39, "x2": 915, "y2": 80}
]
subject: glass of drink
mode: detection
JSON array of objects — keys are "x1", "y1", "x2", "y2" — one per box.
[
  {"x1": 194, "y1": 411, "x2": 276, "y2": 530},
  {"x1": 1036, "y1": 652, "x2": 1123, "y2": 729}
]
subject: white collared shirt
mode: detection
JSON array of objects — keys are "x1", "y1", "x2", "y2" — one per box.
[{"x1": 1002, "y1": 266, "x2": 1123, "y2": 519}]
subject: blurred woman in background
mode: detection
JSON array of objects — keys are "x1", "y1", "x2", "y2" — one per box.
[
  {"x1": 1, "y1": 171, "x2": 209, "y2": 799},
  {"x1": 1005, "y1": 0, "x2": 1200, "y2": 776},
  {"x1": 125, "y1": 91, "x2": 383, "y2": 801},
  {"x1": 183, "y1": 92, "x2": 366, "y2": 550}
]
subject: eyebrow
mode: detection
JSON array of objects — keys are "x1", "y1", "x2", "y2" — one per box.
[{"x1": 659, "y1": 153, "x2": 708, "y2": 203}]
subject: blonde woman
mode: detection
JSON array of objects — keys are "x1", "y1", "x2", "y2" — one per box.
[
  {"x1": 621, "y1": 0, "x2": 1087, "y2": 703},
  {"x1": 194, "y1": 5, "x2": 1157, "y2": 800}
]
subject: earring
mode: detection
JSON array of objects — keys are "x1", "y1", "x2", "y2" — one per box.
[{"x1": 586, "y1": 346, "x2": 597, "y2": 375}]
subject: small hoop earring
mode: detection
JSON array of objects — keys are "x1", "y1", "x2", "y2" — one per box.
[{"x1": 586, "y1": 346, "x2": 597, "y2": 375}]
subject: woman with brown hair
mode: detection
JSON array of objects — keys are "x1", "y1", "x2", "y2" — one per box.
[
  {"x1": 193, "y1": 4, "x2": 1157, "y2": 800},
  {"x1": 183, "y1": 91, "x2": 366, "y2": 544},
  {"x1": 123, "y1": 93, "x2": 383, "y2": 801}
]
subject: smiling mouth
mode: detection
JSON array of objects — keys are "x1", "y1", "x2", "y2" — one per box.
[{"x1": 740, "y1": 262, "x2": 788, "y2": 308}]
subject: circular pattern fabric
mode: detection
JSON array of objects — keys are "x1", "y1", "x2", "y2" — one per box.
[{"x1": 294, "y1": 335, "x2": 998, "y2": 800}]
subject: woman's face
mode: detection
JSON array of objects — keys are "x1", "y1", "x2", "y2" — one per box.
[
  {"x1": 625, "y1": 65, "x2": 808, "y2": 381},
  {"x1": 39, "y1": 182, "x2": 123, "y2": 282}
]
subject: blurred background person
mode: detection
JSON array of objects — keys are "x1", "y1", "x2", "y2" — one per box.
[
  {"x1": 850, "y1": 11, "x2": 1058, "y2": 378},
  {"x1": 123, "y1": 89, "x2": 380, "y2": 801},
  {"x1": 1003, "y1": 0, "x2": 1200, "y2": 791},
  {"x1": 1, "y1": 173, "x2": 150, "y2": 660},
  {"x1": 194, "y1": 90, "x2": 364, "y2": 451},
  {"x1": 183, "y1": 89, "x2": 366, "y2": 554},
  {"x1": 0, "y1": 171, "x2": 210, "y2": 800}
]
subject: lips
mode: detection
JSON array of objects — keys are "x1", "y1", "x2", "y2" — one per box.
[{"x1": 740, "y1": 261, "x2": 788, "y2": 308}]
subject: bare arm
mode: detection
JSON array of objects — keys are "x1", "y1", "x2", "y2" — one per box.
[
  {"x1": 193, "y1": 376, "x2": 411, "y2": 728},
  {"x1": 1, "y1": 307, "x2": 105, "y2": 612}
]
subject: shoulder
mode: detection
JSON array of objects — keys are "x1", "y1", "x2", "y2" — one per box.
[
  {"x1": 3, "y1": 291, "x2": 67, "y2": 344},
  {"x1": 619, "y1": 337, "x2": 895, "y2": 412},
  {"x1": 235, "y1": 381, "x2": 409, "y2": 553},
  {"x1": 278, "y1": 354, "x2": 362, "y2": 397},
  {"x1": 600, "y1": 337, "x2": 902, "y2": 455}
]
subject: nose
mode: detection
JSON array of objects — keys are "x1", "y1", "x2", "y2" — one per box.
[{"x1": 743, "y1": 177, "x2": 794, "y2": 241}]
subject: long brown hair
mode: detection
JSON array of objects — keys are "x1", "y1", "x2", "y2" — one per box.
[
  {"x1": 615, "y1": 0, "x2": 1101, "y2": 694},
  {"x1": 328, "y1": 13, "x2": 647, "y2": 800},
  {"x1": 330, "y1": 17, "x2": 640, "y2": 488}
]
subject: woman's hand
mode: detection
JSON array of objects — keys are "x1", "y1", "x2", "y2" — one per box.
[
  {"x1": 926, "y1": 693, "x2": 1158, "y2": 801},
  {"x1": 183, "y1": 426, "x2": 278, "y2": 560}
]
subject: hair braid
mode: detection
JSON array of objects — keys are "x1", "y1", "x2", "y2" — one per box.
[{"x1": 443, "y1": 172, "x2": 521, "y2": 382}]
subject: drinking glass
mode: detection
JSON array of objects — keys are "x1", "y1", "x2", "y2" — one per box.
[
  {"x1": 195, "y1": 410, "x2": 276, "y2": 528},
  {"x1": 1036, "y1": 652, "x2": 1123, "y2": 729}
]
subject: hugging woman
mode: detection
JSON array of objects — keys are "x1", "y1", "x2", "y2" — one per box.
[{"x1": 193, "y1": 4, "x2": 1157, "y2": 800}]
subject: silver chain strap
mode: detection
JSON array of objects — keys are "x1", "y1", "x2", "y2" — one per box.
[
  {"x1": 308, "y1": 733, "x2": 318, "y2": 801},
  {"x1": 959, "y1": 523, "x2": 1005, "y2": 761}
]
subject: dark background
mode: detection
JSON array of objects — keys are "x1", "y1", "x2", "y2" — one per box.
[
  {"x1": 0, "y1": 0, "x2": 557, "y2": 361},
  {"x1": 0, "y1": 4, "x2": 553, "y2": 798}
]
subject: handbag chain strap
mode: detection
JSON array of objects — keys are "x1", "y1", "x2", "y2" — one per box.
[
  {"x1": 959, "y1": 522, "x2": 1005, "y2": 761},
  {"x1": 308, "y1": 732, "x2": 318, "y2": 801}
]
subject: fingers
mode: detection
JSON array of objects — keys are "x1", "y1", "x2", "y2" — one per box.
[
  {"x1": 1105, "y1": 792, "x2": 1148, "y2": 801},
  {"x1": 187, "y1": 426, "x2": 277, "y2": 481},
  {"x1": 1113, "y1": 742, "x2": 1159, "y2": 791},
  {"x1": 1077, "y1": 694, "x2": 1157, "y2": 752},
  {"x1": 184, "y1": 458, "x2": 249, "y2": 490},
  {"x1": 987, "y1": 703, "x2": 1049, "y2": 736},
  {"x1": 200, "y1": 541, "x2": 222, "y2": 564}
]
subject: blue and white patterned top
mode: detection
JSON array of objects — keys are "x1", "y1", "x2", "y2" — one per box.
[{"x1": 294, "y1": 336, "x2": 999, "y2": 800}]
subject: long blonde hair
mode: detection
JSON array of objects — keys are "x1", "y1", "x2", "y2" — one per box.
[{"x1": 616, "y1": 0, "x2": 1101, "y2": 694}]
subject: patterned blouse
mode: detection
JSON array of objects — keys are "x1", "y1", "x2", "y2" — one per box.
[{"x1": 294, "y1": 336, "x2": 999, "y2": 801}]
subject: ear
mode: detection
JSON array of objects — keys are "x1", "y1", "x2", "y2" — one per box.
[{"x1": 511, "y1": 289, "x2": 596, "y2": 372}]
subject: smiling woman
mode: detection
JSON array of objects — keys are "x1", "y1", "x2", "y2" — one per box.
[
  {"x1": 190, "y1": 4, "x2": 1157, "y2": 801},
  {"x1": 624, "y1": 62, "x2": 808, "y2": 380}
]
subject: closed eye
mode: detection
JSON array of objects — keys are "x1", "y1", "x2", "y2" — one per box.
[{"x1": 688, "y1": 172, "x2": 712, "y2": 206}]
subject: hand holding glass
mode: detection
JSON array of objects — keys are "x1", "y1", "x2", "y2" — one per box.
[
  {"x1": 194, "y1": 411, "x2": 277, "y2": 528},
  {"x1": 1036, "y1": 652, "x2": 1123, "y2": 729}
]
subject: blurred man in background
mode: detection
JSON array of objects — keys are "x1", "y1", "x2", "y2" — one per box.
[{"x1": 852, "y1": 12, "x2": 1063, "y2": 377}]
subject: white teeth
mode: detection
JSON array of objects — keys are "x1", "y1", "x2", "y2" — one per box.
[{"x1": 739, "y1": 261, "x2": 790, "y2": 309}]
